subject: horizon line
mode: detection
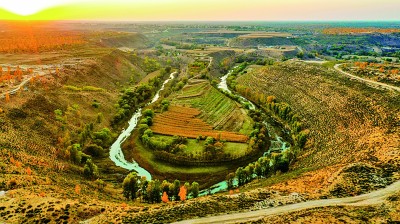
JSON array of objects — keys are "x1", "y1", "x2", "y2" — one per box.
[{"x1": 1, "y1": 19, "x2": 400, "y2": 23}]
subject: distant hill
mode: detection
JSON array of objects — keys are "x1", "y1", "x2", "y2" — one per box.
[
  {"x1": 100, "y1": 33, "x2": 150, "y2": 49},
  {"x1": 229, "y1": 32, "x2": 294, "y2": 48}
]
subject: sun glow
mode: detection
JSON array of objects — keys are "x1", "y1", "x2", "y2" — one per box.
[
  {"x1": 0, "y1": 0, "x2": 399, "y2": 21},
  {"x1": 0, "y1": 0, "x2": 76, "y2": 16}
]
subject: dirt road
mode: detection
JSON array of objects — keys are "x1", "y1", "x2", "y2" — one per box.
[
  {"x1": 334, "y1": 64, "x2": 400, "y2": 92},
  {"x1": 174, "y1": 180, "x2": 400, "y2": 224}
]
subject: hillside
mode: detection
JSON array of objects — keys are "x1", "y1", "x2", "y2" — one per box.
[
  {"x1": 0, "y1": 48, "x2": 151, "y2": 223},
  {"x1": 235, "y1": 62, "x2": 400, "y2": 196}
]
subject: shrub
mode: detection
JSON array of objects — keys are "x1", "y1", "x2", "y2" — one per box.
[
  {"x1": 83, "y1": 159, "x2": 99, "y2": 179},
  {"x1": 143, "y1": 109, "x2": 155, "y2": 118},
  {"x1": 84, "y1": 144, "x2": 104, "y2": 157}
]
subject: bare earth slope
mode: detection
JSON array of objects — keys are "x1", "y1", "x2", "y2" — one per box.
[{"x1": 235, "y1": 62, "x2": 400, "y2": 195}]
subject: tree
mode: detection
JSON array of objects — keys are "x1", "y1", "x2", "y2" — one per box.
[
  {"x1": 254, "y1": 161, "x2": 262, "y2": 177},
  {"x1": 235, "y1": 167, "x2": 246, "y2": 186},
  {"x1": 122, "y1": 172, "x2": 140, "y2": 200},
  {"x1": 161, "y1": 180, "x2": 170, "y2": 195},
  {"x1": 296, "y1": 51, "x2": 304, "y2": 59},
  {"x1": 226, "y1": 173, "x2": 235, "y2": 189},
  {"x1": 178, "y1": 186, "x2": 187, "y2": 201},
  {"x1": 173, "y1": 179, "x2": 180, "y2": 200},
  {"x1": 143, "y1": 129, "x2": 153, "y2": 137},
  {"x1": 162, "y1": 192, "x2": 169, "y2": 203},
  {"x1": 140, "y1": 177, "x2": 149, "y2": 202},
  {"x1": 138, "y1": 124, "x2": 149, "y2": 135},
  {"x1": 93, "y1": 128, "x2": 113, "y2": 148},
  {"x1": 204, "y1": 137, "x2": 214, "y2": 146},
  {"x1": 143, "y1": 109, "x2": 154, "y2": 118},
  {"x1": 275, "y1": 154, "x2": 290, "y2": 173},
  {"x1": 83, "y1": 159, "x2": 99, "y2": 179},
  {"x1": 69, "y1": 144, "x2": 82, "y2": 164},
  {"x1": 184, "y1": 182, "x2": 190, "y2": 194},
  {"x1": 258, "y1": 157, "x2": 271, "y2": 177},
  {"x1": 190, "y1": 182, "x2": 199, "y2": 198},
  {"x1": 147, "y1": 179, "x2": 162, "y2": 203},
  {"x1": 244, "y1": 165, "x2": 253, "y2": 183},
  {"x1": 266, "y1": 95, "x2": 276, "y2": 103},
  {"x1": 84, "y1": 144, "x2": 104, "y2": 157}
]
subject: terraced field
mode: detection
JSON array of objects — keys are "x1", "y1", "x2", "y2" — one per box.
[
  {"x1": 151, "y1": 106, "x2": 249, "y2": 143},
  {"x1": 171, "y1": 80, "x2": 252, "y2": 134}
]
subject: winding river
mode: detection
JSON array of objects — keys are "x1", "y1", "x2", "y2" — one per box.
[
  {"x1": 217, "y1": 69, "x2": 256, "y2": 110},
  {"x1": 109, "y1": 68, "x2": 289, "y2": 195},
  {"x1": 109, "y1": 72, "x2": 176, "y2": 181}
]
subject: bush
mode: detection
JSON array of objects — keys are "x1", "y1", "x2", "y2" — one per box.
[
  {"x1": 138, "y1": 124, "x2": 149, "y2": 135},
  {"x1": 144, "y1": 129, "x2": 153, "y2": 137},
  {"x1": 143, "y1": 109, "x2": 155, "y2": 118},
  {"x1": 84, "y1": 144, "x2": 104, "y2": 157},
  {"x1": 204, "y1": 137, "x2": 214, "y2": 145},
  {"x1": 83, "y1": 159, "x2": 99, "y2": 179},
  {"x1": 140, "y1": 117, "x2": 153, "y2": 126},
  {"x1": 93, "y1": 128, "x2": 113, "y2": 148}
]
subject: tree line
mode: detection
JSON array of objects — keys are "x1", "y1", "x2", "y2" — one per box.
[
  {"x1": 122, "y1": 172, "x2": 199, "y2": 203},
  {"x1": 112, "y1": 67, "x2": 171, "y2": 126}
]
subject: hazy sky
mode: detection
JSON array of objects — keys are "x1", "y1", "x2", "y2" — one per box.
[{"x1": 1, "y1": 0, "x2": 400, "y2": 21}]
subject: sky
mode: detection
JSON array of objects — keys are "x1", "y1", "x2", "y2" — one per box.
[{"x1": 0, "y1": 0, "x2": 400, "y2": 21}]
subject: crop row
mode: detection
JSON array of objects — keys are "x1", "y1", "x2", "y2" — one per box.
[{"x1": 151, "y1": 106, "x2": 248, "y2": 143}]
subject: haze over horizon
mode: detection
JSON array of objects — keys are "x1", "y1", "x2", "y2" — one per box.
[{"x1": 1, "y1": 0, "x2": 400, "y2": 21}]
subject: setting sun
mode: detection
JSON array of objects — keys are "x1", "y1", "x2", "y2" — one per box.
[
  {"x1": 1, "y1": 0, "x2": 400, "y2": 21},
  {"x1": 0, "y1": 0, "x2": 75, "y2": 16}
]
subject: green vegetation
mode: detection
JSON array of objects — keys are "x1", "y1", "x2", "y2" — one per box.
[
  {"x1": 112, "y1": 68, "x2": 170, "y2": 126},
  {"x1": 235, "y1": 86, "x2": 309, "y2": 152},
  {"x1": 63, "y1": 85, "x2": 105, "y2": 92},
  {"x1": 131, "y1": 135, "x2": 228, "y2": 174},
  {"x1": 83, "y1": 159, "x2": 99, "y2": 179},
  {"x1": 122, "y1": 172, "x2": 199, "y2": 203},
  {"x1": 143, "y1": 56, "x2": 161, "y2": 73},
  {"x1": 144, "y1": 134, "x2": 248, "y2": 161}
]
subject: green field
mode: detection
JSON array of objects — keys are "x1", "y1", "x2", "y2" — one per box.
[
  {"x1": 171, "y1": 81, "x2": 253, "y2": 133},
  {"x1": 129, "y1": 135, "x2": 233, "y2": 188},
  {"x1": 152, "y1": 134, "x2": 248, "y2": 158}
]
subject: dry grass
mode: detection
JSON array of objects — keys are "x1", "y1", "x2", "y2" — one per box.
[{"x1": 237, "y1": 62, "x2": 400, "y2": 170}]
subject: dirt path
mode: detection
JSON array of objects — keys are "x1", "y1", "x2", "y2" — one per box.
[
  {"x1": 174, "y1": 180, "x2": 400, "y2": 224},
  {"x1": 334, "y1": 64, "x2": 400, "y2": 92}
]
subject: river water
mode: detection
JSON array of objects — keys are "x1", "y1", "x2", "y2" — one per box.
[
  {"x1": 109, "y1": 72, "x2": 176, "y2": 181},
  {"x1": 217, "y1": 69, "x2": 256, "y2": 110}
]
